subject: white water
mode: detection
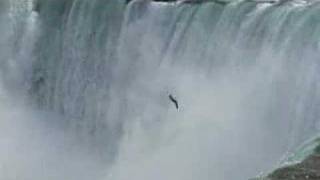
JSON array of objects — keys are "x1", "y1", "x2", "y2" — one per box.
[{"x1": 0, "y1": 0, "x2": 320, "y2": 180}]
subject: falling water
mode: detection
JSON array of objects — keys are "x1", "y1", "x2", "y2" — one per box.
[{"x1": 1, "y1": 0, "x2": 320, "y2": 179}]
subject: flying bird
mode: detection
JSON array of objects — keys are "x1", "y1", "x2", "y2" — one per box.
[{"x1": 169, "y1": 94, "x2": 179, "y2": 110}]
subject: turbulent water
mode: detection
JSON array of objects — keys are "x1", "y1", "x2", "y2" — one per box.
[{"x1": 1, "y1": 0, "x2": 320, "y2": 179}]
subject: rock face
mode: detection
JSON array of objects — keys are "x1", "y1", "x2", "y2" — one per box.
[
  {"x1": 268, "y1": 155, "x2": 320, "y2": 180},
  {"x1": 253, "y1": 143, "x2": 320, "y2": 180}
]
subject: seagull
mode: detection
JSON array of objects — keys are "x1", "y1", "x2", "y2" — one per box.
[{"x1": 169, "y1": 94, "x2": 179, "y2": 110}]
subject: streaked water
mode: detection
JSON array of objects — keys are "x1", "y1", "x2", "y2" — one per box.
[{"x1": 0, "y1": 0, "x2": 320, "y2": 179}]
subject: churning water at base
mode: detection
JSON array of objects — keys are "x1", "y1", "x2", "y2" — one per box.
[{"x1": 1, "y1": 0, "x2": 320, "y2": 179}]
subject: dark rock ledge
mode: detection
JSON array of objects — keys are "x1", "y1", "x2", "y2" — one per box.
[
  {"x1": 268, "y1": 154, "x2": 320, "y2": 180},
  {"x1": 252, "y1": 141, "x2": 320, "y2": 180}
]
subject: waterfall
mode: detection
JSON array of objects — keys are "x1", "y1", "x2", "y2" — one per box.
[{"x1": 0, "y1": 0, "x2": 320, "y2": 179}]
